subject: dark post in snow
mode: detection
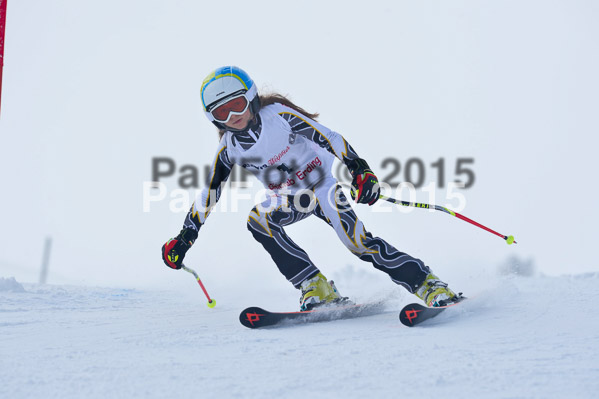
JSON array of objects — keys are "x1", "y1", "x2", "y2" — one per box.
[
  {"x1": 0, "y1": 0, "x2": 7, "y2": 115},
  {"x1": 39, "y1": 237, "x2": 52, "y2": 285}
]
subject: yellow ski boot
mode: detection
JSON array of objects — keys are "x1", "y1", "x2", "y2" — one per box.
[
  {"x1": 299, "y1": 272, "x2": 344, "y2": 311},
  {"x1": 415, "y1": 273, "x2": 459, "y2": 307}
]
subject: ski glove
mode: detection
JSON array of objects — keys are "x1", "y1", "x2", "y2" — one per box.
[
  {"x1": 161, "y1": 228, "x2": 198, "y2": 269},
  {"x1": 348, "y1": 158, "x2": 380, "y2": 205}
]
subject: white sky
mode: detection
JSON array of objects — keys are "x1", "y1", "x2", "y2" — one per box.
[{"x1": 1, "y1": 0, "x2": 598, "y2": 289}]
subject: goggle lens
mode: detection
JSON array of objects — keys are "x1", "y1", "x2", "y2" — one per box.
[{"x1": 211, "y1": 96, "x2": 249, "y2": 122}]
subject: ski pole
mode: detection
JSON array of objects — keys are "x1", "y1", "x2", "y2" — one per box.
[
  {"x1": 379, "y1": 195, "x2": 517, "y2": 245},
  {"x1": 181, "y1": 264, "x2": 216, "y2": 308}
]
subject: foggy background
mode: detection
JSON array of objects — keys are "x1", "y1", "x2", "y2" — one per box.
[{"x1": 1, "y1": 1, "x2": 597, "y2": 296}]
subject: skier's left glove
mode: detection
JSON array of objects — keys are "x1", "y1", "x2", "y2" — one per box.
[
  {"x1": 161, "y1": 228, "x2": 198, "y2": 269},
  {"x1": 348, "y1": 158, "x2": 380, "y2": 205}
]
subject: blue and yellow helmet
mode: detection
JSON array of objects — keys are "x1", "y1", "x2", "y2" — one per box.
[{"x1": 200, "y1": 66, "x2": 260, "y2": 130}]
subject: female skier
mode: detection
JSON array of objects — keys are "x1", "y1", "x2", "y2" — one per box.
[{"x1": 162, "y1": 66, "x2": 459, "y2": 310}]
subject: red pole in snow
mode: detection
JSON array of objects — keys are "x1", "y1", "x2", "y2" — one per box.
[
  {"x1": 379, "y1": 195, "x2": 517, "y2": 245},
  {"x1": 181, "y1": 264, "x2": 216, "y2": 308},
  {"x1": 0, "y1": 0, "x2": 7, "y2": 115}
]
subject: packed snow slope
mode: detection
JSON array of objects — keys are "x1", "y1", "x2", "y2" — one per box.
[{"x1": 1, "y1": 272, "x2": 598, "y2": 399}]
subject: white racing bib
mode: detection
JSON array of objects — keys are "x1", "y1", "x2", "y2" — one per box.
[{"x1": 224, "y1": 104, "x2": 335, "y2": 194}]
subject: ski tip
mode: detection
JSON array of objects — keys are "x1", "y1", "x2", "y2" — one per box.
[
  {"x1": 239, "y1": 307, "x2": 269, "y2": 329},
  {"x1": 399, "y1": 303, "x2": 428, "y2": 327},
  {"x1": 399, "y1": 295, "x2": 467, "y2": 327}
]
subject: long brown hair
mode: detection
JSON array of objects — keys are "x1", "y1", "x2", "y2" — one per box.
[{"x1": 217, "y1": 93, "x2": 319, "y2": 140}]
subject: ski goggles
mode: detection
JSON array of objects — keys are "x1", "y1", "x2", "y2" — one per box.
[{"x1": 208, "y1": 94, "x2": 250, "y2": 123}]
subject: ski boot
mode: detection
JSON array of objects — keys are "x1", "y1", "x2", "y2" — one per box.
[
  {"x1": 415, "y1": 273, "x2": 460, "y2": 307},
  {"x1": 299, "y1": 272, "x2": 347, "y2": 311}
]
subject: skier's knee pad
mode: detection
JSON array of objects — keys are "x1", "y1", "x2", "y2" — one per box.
[
  {"x1": 337, "y1": 223, "x2": 372, "y2": 255},
  {"x1": 247, "y1": 206, "x2": 273, "y2": 237}
]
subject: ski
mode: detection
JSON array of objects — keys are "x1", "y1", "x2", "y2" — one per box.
[
  {"x1": 239, "y1": 302, "x2": 385, "y2": 329},
  {"x1": 399, "y1": 296, "x2": 466, "y2": 327}
]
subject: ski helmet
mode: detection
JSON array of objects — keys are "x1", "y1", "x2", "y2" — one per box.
[{"x1": 200, "y1": 66, "x2": 261, "y2": 131}]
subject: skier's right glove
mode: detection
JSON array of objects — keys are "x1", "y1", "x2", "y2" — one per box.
[
  {"x1": 161, "y1": 228, "x2": 198, "y2": 269},
  {"x1": 347, "y1": 158, "x2": 380, "y2": 205}
]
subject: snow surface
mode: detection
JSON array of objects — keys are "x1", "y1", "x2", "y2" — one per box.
[
  {"x1": 1, "y1": 272, "x2": 598, "y2": 399},
  {"x1": 0, "y1": 277, "x2": 26, "y2": 293}
]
